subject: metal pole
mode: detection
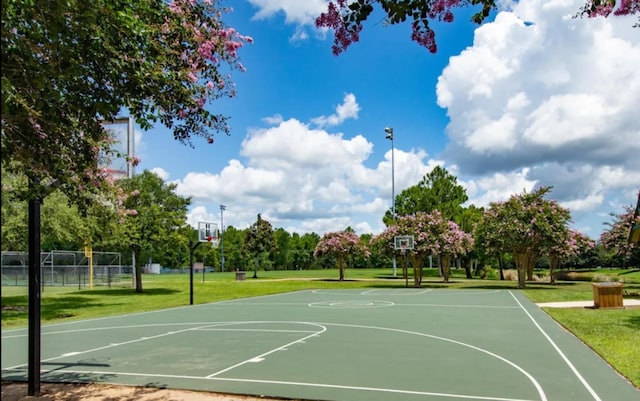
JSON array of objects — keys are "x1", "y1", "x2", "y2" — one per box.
[
  {"x1": 220, "y1": 205, "x2": 226, "y2": 272},
  {"x1": 189, "y1": 240, "x2": 202, "y2": 305},
  {"x1": 189, "y1": 240, "x2": 194, "y2": 305},
  {"x1": 385, "y1": 127, "x2": 397, "y2": 277},
  {"x1": 28, "y1": 195, "x2": 42, "y2": 396}
]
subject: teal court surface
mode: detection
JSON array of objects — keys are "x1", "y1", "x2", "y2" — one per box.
[{"x1": 2, "y1": 289, "x2": 639, "y2": 401}]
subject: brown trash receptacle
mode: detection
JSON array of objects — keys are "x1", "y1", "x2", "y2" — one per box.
[
  {"x1": 592, "y1": 282, "x2": 623, "y2": 309},
  {"x1": 235, "y1": 271, "x2": 246, "y2": 281}
]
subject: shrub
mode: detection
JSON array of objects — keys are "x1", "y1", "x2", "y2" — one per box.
[{"x1": 480, "y1": 267, "x2": 499, "y2": 280}]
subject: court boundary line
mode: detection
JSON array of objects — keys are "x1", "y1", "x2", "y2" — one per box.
[
  {"x1": 7, "y1": 368, "x2": 539, "y2": 401},
  {"x1": 4, "y1": 290, "x2": 617, "y2": 400},
  {"x1": 509, "y1": 291, "x2": 602, "y2": 401},
  {"x1": 2, "y1": 319, "x2": 547, "y2": 401}
]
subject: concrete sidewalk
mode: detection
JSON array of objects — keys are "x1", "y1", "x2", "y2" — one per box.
[{"x1": 537, "y1": 299, "x2": 640, "y2": 308}]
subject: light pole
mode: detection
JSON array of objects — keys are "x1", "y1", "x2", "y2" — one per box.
[
  {"x1": 385, "y1": 127, "x2": 397, "y2": 277},
  {"x1": 220, "y1": 204, "x2": 226, "y2": 272}
]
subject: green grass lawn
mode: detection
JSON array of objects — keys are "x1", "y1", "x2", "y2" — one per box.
[{"x1": 2, "y1": 267, "x2": 639, "y2": 388}]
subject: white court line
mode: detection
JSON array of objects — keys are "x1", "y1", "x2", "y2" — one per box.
[
  {"x1": 213, "y1": 376, "x2": 539, "y2": 401},
  {"x1": 1, "y1": 321, "x2": 241, "y2": 339},
  {"x1": 3, "y1": 319, "x2": 545, "y2": 401},
  {"x1": 205, "y1": 323, "x2": 327, "y2": 378},
  {"x1": 395, "y1": 303, "x2": 519, "y2": 309},
  {"x1": 361, "y1": 289, "x2": 432, "y2": 295},
  {"x1": 0, "y1": 291, "x2": 303, "y2": 334},
  {"x1": 196, "y1": 328, "x2": 317, "y2": 333},
  {"x1": 3, "y1": 324, "x2": 217, "y2": 371},
  {"x1": 26, "y1": 368, "x2": 538, "y2": 401},
  {"x1": 509, "y1": 291, "x2": 603, "y2": 401}
]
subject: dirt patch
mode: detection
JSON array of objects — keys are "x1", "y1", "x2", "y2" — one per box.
[{"x1": 1, "y1": 382, "x2": 297, "y2": 401}]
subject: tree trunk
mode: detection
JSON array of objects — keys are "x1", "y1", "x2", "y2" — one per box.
[
  {"x1": 412, "y1": 255, "x2": 422, "y2": 287},
  {"x1": 513, "y1": 252, "x2": 531, "y2": 289},
  {"x1": 548, "y1": 255, "x2": 559, "y2": 284},
  {"x1": 441, "y1": 254, "x2": 452, "y2": 283},
  {"x1": 498, "y1": 254, "x2": 505, "y2": 281},
  {"x1": 253, "y1": 257, "x2": 259, "y2": 279},
  {"x1": 338, "y1": 258, "x2": 345, "y2": 281},
  {"x1": 402, "y1": 254, "x2": 408, "y2": 283},
  {"x1": 464, "y1": 257, "x2": 472, "y2": 279},
  {"x1": 526, "y1": 253, "x2": 538, "y2": 281},
  {"x1": 134, "y1": 249, "x2": 143, "y2": 293}
]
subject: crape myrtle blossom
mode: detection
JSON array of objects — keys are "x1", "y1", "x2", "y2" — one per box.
[
  {"x1": 2, "y1": 0, "x2": 251, "y2": 215},
  {"x1": 479, "y1": 187, "x2": 572, "y2": 289},
  {"x1": 316, "y1": 0, "x2": 492, "y2": 55},
  {"x1": 546, "y1": 229, "x2": 595, "y2": 283},
  {"x1": 317, "y1": 0, "x2": 638, "y2": 56},
  {"x1": 373, "y1": 211, "x2": 473, "y2": 286},
  {"x1": 314, "y1": 230, "x2": 370, "y2": 281},
  {"x1": 599, "y1": 205, "x2": 639, "y2": 264}
]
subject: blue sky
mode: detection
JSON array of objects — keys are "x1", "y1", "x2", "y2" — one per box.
[{"x1": 124, "y1": 0, "x2": 639, "y2": 239}]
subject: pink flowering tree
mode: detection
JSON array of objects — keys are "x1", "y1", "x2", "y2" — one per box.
[
  {"x1": 314, "y1": 230, "x2": 369, "y2": 281},
  {"x1": 317, "y1": 0, "x2": 638, "y2": 56},
  {"x1": 2, "y1": 0, "x2": 252, "y2": 205},
  {"x1": 599, "y1": 202, "x2": 640, "y2": 267},
  {"x1": 479, "y1": 187, "x2": 572, "y2": 288},
  {"x1": 546, "y1": 229, "x2": 595, "y2": 284},
  {"x1": 374, "y1": 211, "x2": 473, "y2": 286},
  {"x1": 579, "y1": 0, "x2": 639, "y2": 26},
  {"x1": 316, "y1": 0, "x2": 495, "y2": 55}
]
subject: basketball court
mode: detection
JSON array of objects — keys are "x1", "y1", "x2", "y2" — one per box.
[{"x1": 2, "y1": 289, "x2": 639, "y2": 401}]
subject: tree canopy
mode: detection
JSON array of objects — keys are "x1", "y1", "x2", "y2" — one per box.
[
  {"x1": 316, "y1": 0, "x2": 495, "y2": 55},
  {"x1": 314, "y1": 230, "x2": 369, "y2": 280},
  {"x1": 245, "y1": 214, "x2": 276, "y2": 278},
  {"x1": 117, "y1": 170, "x2": 191, "y2": 292},
  {"x1": 599, "y1": 204, "x2": 640, "y2": 267},
  {"x1": 478, "y1": 186, "x2": 572, "y2": 288},
  {"x1": 384, "y1": 165, "x2": 468, "y2": 225},
  {"x1": 316, "y1": 0, "x2": 638, "y2": 55},
  {"x1": 2, "y1": 0, "x2": 251, "y2": 203}
]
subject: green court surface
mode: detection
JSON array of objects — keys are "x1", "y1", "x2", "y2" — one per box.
[{"x1": 2, "y1": 289, "x2": 639, "y2": 401}]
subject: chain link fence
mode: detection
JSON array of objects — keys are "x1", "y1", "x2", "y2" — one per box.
[{"x1": 1, "y1": 250, "x2": 132, "y2": 288}]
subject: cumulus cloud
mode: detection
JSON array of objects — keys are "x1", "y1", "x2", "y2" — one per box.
[
  {"x1": 172, "y1": 114, "x2": 433, "y2": 234},
  {"x1": 246, "y1": 0, "x2": 328, "y2": 42},
  {"x1": 437, "y1": 0, "x2": 640, "y2": 231},
  {"x1": 311, "y1": 93, "x2": 361, "y2": 128},
  {"x1": 149, "y1": 167, "x2": 169, "y2": 181}
]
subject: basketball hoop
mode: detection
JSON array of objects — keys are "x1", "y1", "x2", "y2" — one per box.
[{"x1": 394, "y1": 235, "x2": 415, "y2": 252}]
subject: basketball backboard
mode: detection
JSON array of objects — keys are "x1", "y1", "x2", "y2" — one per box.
[
  {"x1": 394, "y1": 235, "x2": 415, "y2": 250},
  {"x1": 198, "y1": 221, "x2": 219, "y2": 247},
  {"x1": 101, "y1": 117, "x2": 135, "y2": 180}
]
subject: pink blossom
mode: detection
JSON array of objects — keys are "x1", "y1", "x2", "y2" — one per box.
[{"x1": 187, "y1": 71, "x2": 198, "y2": 82}]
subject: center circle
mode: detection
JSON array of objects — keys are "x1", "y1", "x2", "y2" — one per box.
[{"x1": 308, "y1": 300, "x2": 394, "y2": 309}]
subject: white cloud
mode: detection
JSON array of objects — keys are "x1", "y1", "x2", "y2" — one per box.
[
  {"x1": 262, "y1": 114, "x2": 284, "y2": 125},
  {"x1": 246, "y1": 0, "x2": 328, "y2": 42},
  {"x1": 437, "y1": 0, "x2": 639, "y2": 237},
  {"x1": 171, "y1": 111, "x2": 434, "y2": 234},
  {"x1": 246, "y1": 0, "x2": 327, "y2": 25},
  {"x1": 465, "y1": 168, "x2": 537, "y2": 208},
  {"x1": 149, "y1": 167, "x2": 169, "y2": 181},
  {"x1": 311, "y1": 93, "x2": 361, "y2": 128}
]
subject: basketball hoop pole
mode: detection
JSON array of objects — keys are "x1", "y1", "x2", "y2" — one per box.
[
  {"x1": 188, "y1": 239, "x2": 205, "y2": 305},
  {"x1": 403, "y1": 249, "x2": 408, "y2": 288}
]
